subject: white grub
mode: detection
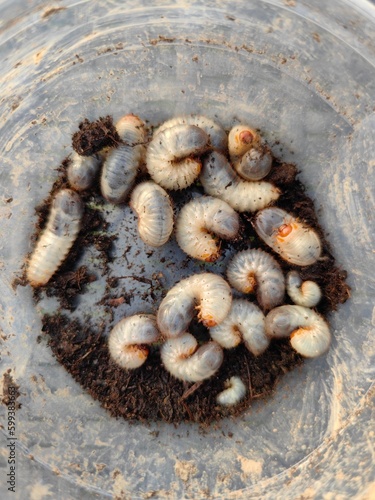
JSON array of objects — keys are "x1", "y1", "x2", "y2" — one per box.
[
  {"x1": 216, "y1": 376, "x2": 247, "y2": 406},
  {"x1": 157, "y1": 273, "x2": 232, "y2": 338},
  {"x1": 108, "y1": 314, "x2": 160, "y2": 369},
  {"x1": 265, "y1": 305, "x2": 331, "y2": 358},
  {"x1": 228, "y1": 125, "x2": 261, "y2": 159},
  {"x1": 234, "y1": 145, "x2": 273, "y2": 181},
  {"x1": 146, "y1": 124, "x2": 210, "y2": 190},
  {"x1": 228, "y1": 125, "x2": 272, "y2": 181},
  {"x1": 161, "y1": 333, "x2": 223, "y2": 382},
  {"x1": 67, "y1": 152, "x2": 102, "y2": 191},
  {"x1": 253, "y1": 207, "x2": 322, "y2": 266},
  {"x1": 210, "y1": 299, "x2": 269, "y2": 356},
  {"x1": 26, "y1": 189, "x2": 84, "y2": 287},
  {"x1": 130, "y1": 181, "x2": 174, "y2": 247},
  {"x1": 200, "y1": 151, "x2": 280, "y2": 213},
  {"x1": 175, "y1": 196, "x2": 239, "y2": 262},
  {"x1": 226, "y1": 249, "x2": 285, "y2": 311},
  {"x1": 286, "y1": 271, "x2": 322, "y2": 307},
  {"x1": 100, "y1": 114, "x2": 146, "y2": 203},
  {"x1": 155, "y1": 114, "x2": 227, "y2": 153}
]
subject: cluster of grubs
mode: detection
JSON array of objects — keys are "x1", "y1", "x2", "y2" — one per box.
[{"x1": 27, "y1": 114, "x2": 330, "y2": 408}]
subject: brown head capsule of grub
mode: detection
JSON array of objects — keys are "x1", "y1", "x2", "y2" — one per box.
[
  {"x1": 239, "y1": 129, "x2": 255, "y2": 145},
  {"x1": 277, "y1": 223, "x2": 293, "y2": 239}
]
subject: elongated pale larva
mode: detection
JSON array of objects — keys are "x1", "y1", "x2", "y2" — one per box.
[
  {"x1": 253, "y1": 207, "x2": 322, "y2": 266},
  {"x1": 228, "y1": 125, "x2": 261, "y2": 159},
  {"x1": 155, "y1": 114, "x2": 227, "y2": 153},
  {"x1": 216, "y1": 376, "x2": 247, "y2": 406},
  {"x1": 146, "y1": 124, "x2": 210, "y2": 190},
  {"x1": 265, "y1": 305, "x2": 331, "y2": 358},
  {"x1": 27, "y1": 189, "x2": 84, "y2": 287},
  {"x1": 101, "y1": 114, "x2": 146, "y2": 203},
  {"x1": 67, "y1": 152, "x2": 102, "y2": 191},
  {"x1": 209, "y1": 299, "x2": 269, "y2": 356},
  {"x1": 108, "y1": 314, "x2": 160, "y2": 369},
  {"x1": 129, "y1": 181, "x2": 174, "y2": 247},
  {"x1": 226, "y1": 249, "x2": 285, "y2": 311},
  {"x1": 286, "y1": 271, "x2": 322, "y2": 307},
  {"x1": 160, "y1": 333, "x2": 224, "y2": 382},
  {"x1": 157, "y1": 273, "x2": 232, "y2": 338},
  {"x1": 175, "y1": 196, "x2": 239, "y2": 262},
  {"x1": 200, "y1": 151, "x2": 280, "y2": 213}
]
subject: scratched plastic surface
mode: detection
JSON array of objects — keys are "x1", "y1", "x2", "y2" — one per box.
[{"x1": 0, "y1": 1, "x2": 374, "y2": 499}]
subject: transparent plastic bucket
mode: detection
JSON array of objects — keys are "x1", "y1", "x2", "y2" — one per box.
[{"x1": 0, "y1": 0, "x2": 374, "y2": 498}]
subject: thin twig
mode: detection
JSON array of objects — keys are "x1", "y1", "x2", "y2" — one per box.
[
  {"x1": 181, "y1": 381, "x2": 203, "y2": 400},
  {"x1": 243, "y1": 353, "x2": 253, "y2": 399}
]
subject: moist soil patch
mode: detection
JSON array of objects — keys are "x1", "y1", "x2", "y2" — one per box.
[{"x1": 31, "y1": 118, "x2": 350, "y2": 425}]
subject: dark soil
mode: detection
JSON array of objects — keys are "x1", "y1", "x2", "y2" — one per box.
[
  {"x1": 30, "y1": 118, "x2": 350, "y2": 426},
  {"x1": 72, "y1": 116, "x2": 120, "y2": 156}
]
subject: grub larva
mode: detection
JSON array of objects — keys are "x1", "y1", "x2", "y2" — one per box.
[
  {"x1": 27, "y1": 189, "x2": 84, "y2": 287},
  {"x1": 226, "y1": 249, "x2": 285, "y2": 311},
  {"x1": 100, "y1": 114, "x2": 147, "y2": 203},
  {"x1": 286, "y1": 270, "x2": 322, "y2": 307},
  {"x1": 146, "y1": 123, "x2": 210, "y2": 190},
  {"x1": 216, "y1": 376, "x2": 247, "y2": 406},
  {"x1": 67, "y1": 152, "x2": 102, "y2": 191},
  {"x1": 155, "y1": 114, "x2": 227, "y2": 153},
  {"x1": 253, "y1": 207, "x2": 322, "y2": 266},
  {"x1": 265, "y1": 305, "x2": 331, "y2": 358},
  {"x1": 108, "y1": 314, "x2": 160, "y2": 369},
  {"x1": 129, "y1": 181, "x2": 174, "y2": 247},
  {"x1": 200, "y1": 151, "x2": 280, "y2": 213},
  {"x1": 228, "y1": 125, "x2": 261, "y2": 159},
  {"x1": 233, "y1": 145, "x2": 273, "y2": 181},
  {"x1": 228, "y1": 125, "x2": 272, "y2": 181},
  {"x1": 160, "y1": 333, "x2": 224, "y2": 382},
  {"x1": 157, "y1": 273, "x2": 232, "y2": 338},
  {"x1": 209, "y1": 299, "x2": 269, "y2": 356},
  {"x1": 175, "y1": 196, "x2": 239, "y2": 262}
]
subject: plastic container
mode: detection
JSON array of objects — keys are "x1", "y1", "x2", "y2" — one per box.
[{"x1": 1, "y1": 0, "x2": 374, "y2": 498}]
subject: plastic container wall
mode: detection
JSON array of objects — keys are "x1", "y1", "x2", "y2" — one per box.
[{"x1": 0, "y1": 0, "x2": 374, "y2": 498}]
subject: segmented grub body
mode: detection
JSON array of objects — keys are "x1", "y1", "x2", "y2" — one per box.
[
  {"x1": 160, "y1": 333, "x2": 224, "y2": 382},
  {"x1": 200, "y1": 151, "x2": 280, "y2": 212},
  {"x1": 175, "y1": 196, "x2": 239, "y2": 262},
  {"x1": 157, "y1": 273, "x2": 232, "y2": 338},
  {"x1": 265, "y1": 305, "x2": 331, "y2": 358},
  {"x1": 108, "y1": 314, "x2": 160, "y2": 369},
  {"x1": 209, "y1": 299, "x2": 269, "y2": 356},
  {"x1": 228, "y1": 125, "x2": 260, "y2": 158},
  {"x1": 155, "y1": 114, "x2": 227, "y2": 153},
  {"x1": 216, "y1": 376, "x2": 247, "y2": 406},
  {"x1": 67, "y1": 152, "x2": 102, "y2": 191},
  {"x1": 27, "y1": 189, "x2": 84, "y2": 287},
  {"x1": 253, "y1": 207, "x2": 322, "y2": 266},
  {"x1": 286, "y1": 271, "x2": 322, "y2": 307},
  {"x1": 130, "y1": 181, "x2": 174, "y2": 247},
  {"x1": 146, "y1": 124, "x2": 209, "y2": 190},
  {"x1": 226, "y1": 249, "x2": 285, "y2": 311},
  {"x1": 101, "y1": 114, "x2": 146, "y2": 203}
]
